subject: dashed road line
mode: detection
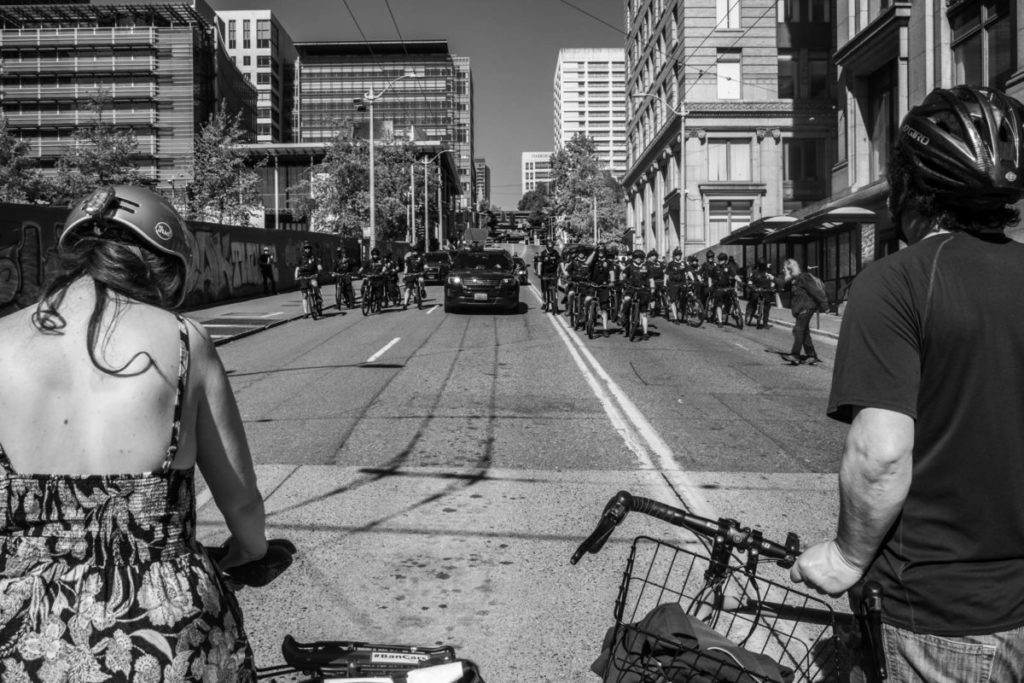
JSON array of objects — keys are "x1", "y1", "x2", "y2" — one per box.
[
  {"x1": 366, "y1": 337, "x2": 401, "y2": 363},
  {"x1": 426, "y1": 305, "x2": 439, "y2": 315}
]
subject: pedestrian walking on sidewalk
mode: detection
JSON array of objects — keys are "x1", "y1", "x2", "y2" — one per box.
[
  {"x1": 780, "y1": 258, "x2": 827, "y2": 365},
  {"x1": 259, "y1": 246, "x2": 278, "y2": 295},
  {"x1": 791, "y1": 85, "x2": 1024, "y2": 681},
  {"x1": 0, "y1": 185, "x2": 267, "y2": 680}
]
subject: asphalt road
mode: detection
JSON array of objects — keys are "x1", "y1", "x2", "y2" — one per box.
[{"x1": 193, "y1": 268, "x2": 849, "y2": 682}]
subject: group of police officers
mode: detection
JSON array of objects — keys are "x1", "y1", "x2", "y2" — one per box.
[{"x1": 533, "y1": 239, "x2": 779, "y2": 339}]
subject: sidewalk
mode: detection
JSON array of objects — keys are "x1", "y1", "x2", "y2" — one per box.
[
  {"x1": 767, "y1": 309, "x2": 843, "y2": 340},
  {"x1": 185, "y1": 289, "x2": 307, "y2": 345}
]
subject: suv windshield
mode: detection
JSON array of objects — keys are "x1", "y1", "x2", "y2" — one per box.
[{"x1": 451, "y1": 252, "x2": 512, "y2": 271}]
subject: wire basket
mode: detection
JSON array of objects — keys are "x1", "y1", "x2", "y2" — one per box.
[{"x1": 597, "y1": 536, "x2": 843, "y2": 683}]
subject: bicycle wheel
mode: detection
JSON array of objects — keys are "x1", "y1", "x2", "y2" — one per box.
[
  {"x1": 416, "y1": 284, "x2": 423, "y2": 310},
  {"x1": 586, "y1": 301, "x2": 596, "y2": 339},
  {"x1": 374, "y1": 291, "x2": 383, "y2": 314},
  {"x1": 629, "y1": 300, "x2": 641, "y2": 341},
  {"x1": 730, "y1": 295, "x2": 744, "y2": 329},
  {"x1": 568, "y1": 293, "x2": 577, "y2": 328},
  {"x1": 335, "y1": 283, "x2": 342, "y2": 310},
  {"x1": 361, "y1": 288, "x2": 371, "y2": 316},
  {"x1": 314, "y1": 290, "x2": 323, "y2": 319}
]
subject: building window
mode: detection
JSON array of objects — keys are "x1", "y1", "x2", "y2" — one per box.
[
  {"x1": 257, "y1": 19, "x2": 271, "y2": 49},
  {"x1": 783, "y1": 139, "x2": 821, "y2": 182},
  {"x1": 717, "y1": 0, "x2": 741, "y2": 28},
  {"x1": 777, "y1": 51, "x2": 795, "y2": 98},
  {"x1": 779, "y1": 0, "x2": 830, "y2": 23},
  {"x1": 717, "y1": 50, "x2": 742, "y2": 99},
  {"x1": 228, "y1": 20, "x2": 236, "y2": 49},
  {"x1": 951, "y1": 0, "x2": 1014, "y2": 90},
  {"x1": 708, "y1": 139, "x2": 752, "y2": 181},
  {"x1": 243, "y1": 20, "x2": 251, "y2": 49},
  {"x1": 243, "y1": 55, "x2": 251, "y2": 66},
  {"x1": 709, "y1": 200, "x2": 753, "y2": 234},
  {"x1": 808, "y1": 51, "x2": 829, "y2": 98}
]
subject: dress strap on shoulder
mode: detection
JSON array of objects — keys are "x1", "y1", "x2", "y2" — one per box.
[{"x1": 162, "y1": 316, "x2": 192, "y2": 473}]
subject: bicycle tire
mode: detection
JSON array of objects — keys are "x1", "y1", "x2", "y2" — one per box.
[
  {"x1": 314, "y1": 290, "x2": 323, "y2": 319},
  {"x1": 586, "y1": 301, "x2": 596, "y2": 339},
  {"x1": 416, "y1": 286, "x2": 423, "y2": 310},
  {"x1": 361, "y1": 289, "x2": 371, "y2": 316},
  {"x1": 731, "y1": 295, "x2": 744, "y2": 329},
  {"x1": 629, "y1": 300, "x2": 641, "y2": 341},
  {"x1": 335, "y1": 283, "x2": 342, "y2": 310}
]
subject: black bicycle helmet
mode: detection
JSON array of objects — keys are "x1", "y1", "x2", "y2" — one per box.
[
  {"x1": 672, "y1": 247, "x2": 683, "y2": 257},
  {"x1": 897, "y1": 85, "x2": 1024, "y2": 210},
  {"x1": 646, "y1": 249, "x2": 658, "y2": 258},
  {"x1": 631, "y1": 249, "x2": 645, "y2": 260},
  {"x1": 706, "y1": 250, "x2": 715, "y2": 259},
  {"x1": 687, "y1": 255, "x2": 698, "y2": 264},
  {"x1": 717, "y1": 253, "x2": 728, "y2": 262},
  {"x1": 60, "y1": 185, "x2": 195, "y2": 307}
]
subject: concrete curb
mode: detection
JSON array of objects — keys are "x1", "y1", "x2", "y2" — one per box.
[{"x1": 212, "y1": 313, "x2": 306, "y2": 347}]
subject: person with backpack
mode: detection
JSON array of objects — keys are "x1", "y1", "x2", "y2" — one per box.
[{"x1": 781, "y1": 258, "x2": 827, "y2": 365}]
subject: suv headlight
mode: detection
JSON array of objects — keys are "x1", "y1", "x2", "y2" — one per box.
[
  {"x1": 501, "y1": 277, "x2": 514, "y2": 286},
  {"x1": 448, "y1": 275, "x2": 461, "y2": 285}
]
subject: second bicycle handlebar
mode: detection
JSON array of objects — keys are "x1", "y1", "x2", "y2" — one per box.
[{"x1": 570, "y1": 490, "x2": 801, "y2": 568}]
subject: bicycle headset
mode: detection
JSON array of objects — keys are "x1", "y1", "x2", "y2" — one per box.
[
  {"x1": 897, "y1": 85, "x2": 1024, "y2": 212},
  {"x1": 60, "y1": 185, "x2": 195, "y2": 308}
]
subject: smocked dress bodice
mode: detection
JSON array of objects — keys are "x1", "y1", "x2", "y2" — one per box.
[{"x1": 0, "y1": 317, "x2": 254, "y2": 682}]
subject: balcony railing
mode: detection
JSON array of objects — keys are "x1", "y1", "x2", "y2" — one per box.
[
  {"x1": 6, "y1": 109, "x2": 155, "y2": 127},
  {"x1": 0, "y1": 82, "x2": 156, "y2": 101},
  {"x1": 28, "y1": 135, "x2": 157, "y2": 157},
  {"x1": 0, "y1": 27, "x2": 155, "y2": 47}
]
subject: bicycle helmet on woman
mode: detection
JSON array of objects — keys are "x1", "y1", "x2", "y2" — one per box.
[
  {"x1": 60, "y1": 185, "x2": 194, "y2": 308},
  {"x1": 896, "y1": 85, "x2": 1024, "y2": 212}
]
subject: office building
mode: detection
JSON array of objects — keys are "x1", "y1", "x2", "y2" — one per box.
[
  {"x1": 215, "y1": 9, "x2": 297, "y2": 143},
  {"x1": 473, "y1": 158, "x2": 490, "y2": 208},
  {"x1": 293, "y1": 40, "x2": 474, "y2": 211},
  {"x1": 721, "y1": 0, "x2": 1024, "y2": 305},
  {"x1": 522, "y1": 151, "x2": 553, "y2": 196},
  {"x1": 623, "y1": 0, "x2": 834, "y2": 257},
  {"x1": 554, "y1": 47, "x2": 627, "y2": 178},
  {"x1": 0, "y1": 0, "x2": 256, "y2": 192}
]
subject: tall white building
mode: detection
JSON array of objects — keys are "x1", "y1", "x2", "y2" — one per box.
[
  {"x1": 522, "y1": 151, "x2": 553, "y2": 196},
  {"x1": 216, "y1": 9, "x2": 296, "y2": 143},
  {"x1": 554, "y1": 48, "x2": 627, "y2": 178}
]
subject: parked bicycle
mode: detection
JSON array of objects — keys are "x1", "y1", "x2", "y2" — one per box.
[
  {"x1": 572, "y1": 491, "x2": 887, "y2": 683},
  {"x1": 204, "y1": 540, "x2": 485, "y2": 682}
]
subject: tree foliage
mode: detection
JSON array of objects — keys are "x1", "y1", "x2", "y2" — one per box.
[
  {"x1": 0, "y1": 116, "x2": 45, "y2": 203},
  {"x1": 48, "y1": 93, "x2": 143, "y2": 205},
  {"x1": 288, "y1": 121, "x2": 417, "y2": 241},
  {"x1": 548, "y1": 133, "x2": 626, "y2": 244},
  {"x1": 517, "y1": 185, "x2": 552, "y2": 229},
  {"x1": 185, "y1": 105, "x2": 264, "y2": 227}
]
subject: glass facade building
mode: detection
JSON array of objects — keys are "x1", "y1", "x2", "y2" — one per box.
[{"x1": 293, "y1": 40, "x2": 474, "y2": 209}]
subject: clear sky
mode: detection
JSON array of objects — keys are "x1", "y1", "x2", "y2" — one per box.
[{"x1": 208, "y1": 0, "x2": 625, "y2": 209}]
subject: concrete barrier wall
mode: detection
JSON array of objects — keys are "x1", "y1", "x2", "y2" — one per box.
[{"x1": 0, "y1": 202, "x2": 365, "y2": 317}]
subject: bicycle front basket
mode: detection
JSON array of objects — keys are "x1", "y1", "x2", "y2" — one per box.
[{"x1": 599, "y1": 536, "x2": 842, "y2": 683}]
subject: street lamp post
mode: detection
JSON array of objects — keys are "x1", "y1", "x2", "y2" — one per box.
[
  {"x1": 356, "y1": 70, "x2": 422, "y2": 253},
  {"x1": 630, "y1": 93, "x2": 686, "y2": 254},
  {"x1": 422, "y1": 149, "x2": 454, "y2": 251}
]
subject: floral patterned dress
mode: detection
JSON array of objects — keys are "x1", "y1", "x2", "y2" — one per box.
[{"x1": 0, "y1": 317, "x2": 255, "y2": 682}]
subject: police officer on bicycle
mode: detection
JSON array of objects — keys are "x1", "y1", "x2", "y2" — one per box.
[{"x1": 295, "y1": 241, "x2": 322, "y2": 318}]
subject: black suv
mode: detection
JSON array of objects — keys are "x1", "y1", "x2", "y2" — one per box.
[
  {"x1": 422, "y1": 251, "x2": 453, "y2": 284},
  {"x1": 444, "y1": 249, "x2": 520, "y2": 313}
]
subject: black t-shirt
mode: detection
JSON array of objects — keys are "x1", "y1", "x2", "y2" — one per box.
[
  {"x1": 829, "y1": 231, "x2": 1024, "y2": 635},
  {"x1": 537, "y1": 249, "x2": 561, "y2": 278}
]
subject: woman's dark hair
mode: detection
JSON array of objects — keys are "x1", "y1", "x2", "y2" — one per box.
[
  {"x1": 33, "y1": 224, "x2": 185, "y2": 375},
  {"x1": 888, "y1": 145, "x2": 1020, "y2": 233}
]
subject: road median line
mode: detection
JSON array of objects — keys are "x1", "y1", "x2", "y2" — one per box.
[{"x1": 366, "y1": 337, "x2": 401, "y2": 363}]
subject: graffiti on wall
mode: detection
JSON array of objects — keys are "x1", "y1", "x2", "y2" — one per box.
[
  {"x1": 0, "y1": 217, "x2": 63, "y2": 316},
  {"x1": 0, "y1": 203, "x2": 344, "y2": 318}
]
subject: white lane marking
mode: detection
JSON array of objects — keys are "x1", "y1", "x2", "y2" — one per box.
[
  {"x1": 366, "y1": 337, "x2": 401, "y2": 363},
  {"x1": 204, "y1": 323, "x2": 259, "y2": 328},
  {"x1": 530, "y1": 283, "x2": 716, "y2": 518},
  {"x1": 259, "y1": 312, "x2": 282, "y2": 319},
  {"x1": 426, "y1": 305, "x2": 439, "y2": 315}
]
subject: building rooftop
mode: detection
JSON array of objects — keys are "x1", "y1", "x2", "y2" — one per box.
[
  {"x1": 0, "y1": 2, "x2": 212, "y2": 28},
  {"x1": 294, "y1": 40, "x2": 451, "y2": 57}
]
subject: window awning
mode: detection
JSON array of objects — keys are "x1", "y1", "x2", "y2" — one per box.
[
  {"x1": 719, "y1": 215, "x2": 797, "y2": 245},
  {"x1": 764, "y1": 206, "x2": 877, "y2": 243}
]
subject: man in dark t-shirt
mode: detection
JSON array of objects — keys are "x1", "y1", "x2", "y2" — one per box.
[{"x1": 790, "y1": 86, "x2": 1024, "y2": 680}]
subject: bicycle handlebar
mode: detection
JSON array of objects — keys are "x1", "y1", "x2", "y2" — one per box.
[
  {"x1": 570, "y1": 491, "x2": 800, "y2": 568},
  {"x1": 205, "y1": 538, "x2": 296, "y2": 587}
]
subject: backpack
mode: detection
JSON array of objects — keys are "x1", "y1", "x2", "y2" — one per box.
[{"x1": 804, "y1": 273, "x2": 830, "y2": 312}]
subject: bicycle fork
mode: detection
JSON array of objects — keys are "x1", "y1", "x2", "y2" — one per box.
[{"x1": 859, "y1": 581, "x2": 888, "y2": 682}]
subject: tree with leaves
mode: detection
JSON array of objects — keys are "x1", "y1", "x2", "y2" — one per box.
[
  {"x1": 548, "y1": 133, "x2": 626, "y2": 244},
  {"x1": 185, "y1": 106, "x2": 264, "y2": 227},
  {"x1": 0, "y1": 116, "x2": 45, "y2": 204},
  {"x1": 289, "y1": 122, "x2": 417, "y2": 241},
  {"x1": 48, "y1": 93, "x2": 143, "y2": 206},
  {"x1": 518, "y1": 185, "x2": 552, "y2": 230}
]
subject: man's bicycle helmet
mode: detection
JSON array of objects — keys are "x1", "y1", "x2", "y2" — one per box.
[
  {"x1": 60, "y1": 185, "x2": 194, "y2": 307},
  {"x1": 898, "y1": 85, "x2": 1024, "y2": 209}
]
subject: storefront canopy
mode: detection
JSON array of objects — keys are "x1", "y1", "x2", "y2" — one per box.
[
  {"x1": 764, "y1": 206, "x2": 877, "y2": 243},
  {"x1": 719, "y1": 215, "x2": 798, "y2": 245}
]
